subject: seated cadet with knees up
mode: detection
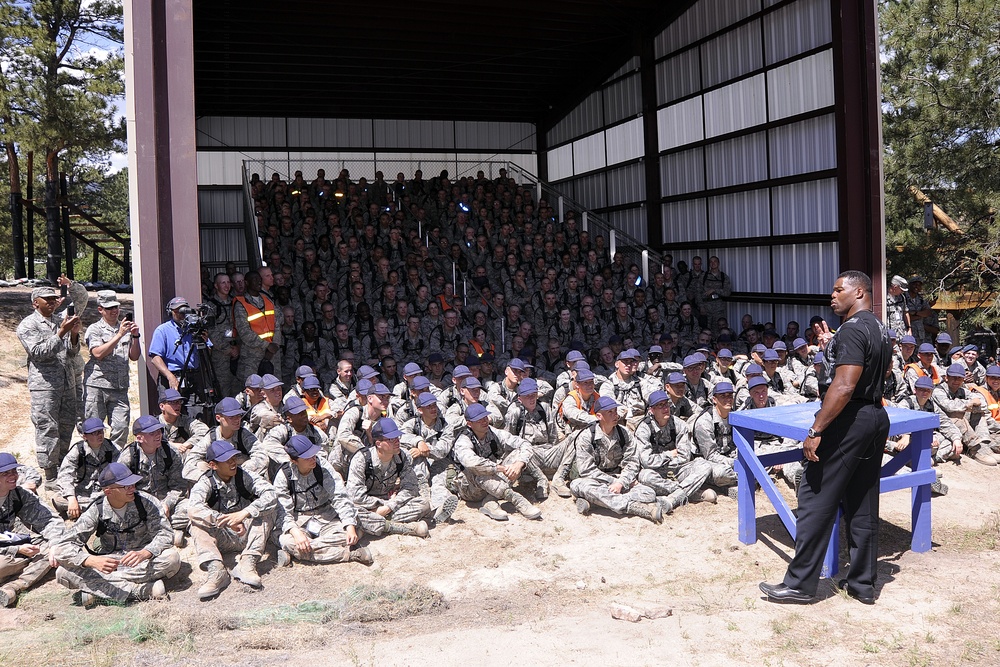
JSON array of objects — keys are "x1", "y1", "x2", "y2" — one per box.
[
  {"x1": 634, "y1": 390, "x2": 715, "y2": 515},
  {"x1": 0, "y1": 453, "x2": 65, "y2": 608},
  {"x1": 453, "y1": 403, "x2": 543, "y2": 522},
  {"x1": 570, "y1": 395, "x2": 663, "y2": 524},
  {"x1": 183, "y1": 397, "x2": 269, "y2": 484},
  {"x1": 691, "y1": 382, "x2": 739, "y2": 495},
  {"x1": 300, "y1": 374, "x2": 334, "y2": 432},
  {"x1": 665, "y1": 372, "x2": 696, "y2": 420},
  {"x1": 54, "y1": 418, "x2": 120, "y2": 520},
  {"x1": 119, "y1": 416, "x2": 188, "y2": 546},
  {"x1": 260, "y1": 395, "x2": 326, "y2": 477},
  {"x1": 932, "y1": 364, "x2": 999, "y2": 466},
  {"x1": 248, "y1": 374, "x2": 286, "y2": 440},
  {"x1": 274, "y1": 435, "x2": 371, "y2": 567},
  {"x1": 503, "y1": 378, "x2": 560, "y2": 500},
  {"x1": 333, "y1": 379, "x2": 386, "y2": 476},
  {"x1": 54, "y1": 462, "x2": 179, "y2": 607},
  {"x1": 346, "y1": 418, "x2": 431, "y2": 538},
  {"x1": 187, "y1": 440, "x2": 278, "y2": 599},
  {"x1": 157, "y1": 388, "x2": 209, "y2": 456},
  {"x1": 399, "y1": 392, "x2": 461, "y2": 525}
]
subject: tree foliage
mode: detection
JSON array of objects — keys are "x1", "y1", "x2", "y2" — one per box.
[{"x1": 880, "y1": 0, "x2": 1000, "y2": 322}]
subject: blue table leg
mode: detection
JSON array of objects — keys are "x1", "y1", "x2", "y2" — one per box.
[
  {"x1": 910, "y1": 428, "x2": 933, "y2": 552},
  {"x1": 821, "y1": 507, "x2": 841, "y2": 578},
  {"x1": 734, "y1": 426, "x2": 757, "y2": 545}
]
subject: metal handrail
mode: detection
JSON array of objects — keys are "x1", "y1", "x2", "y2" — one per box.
[
  {"x1": 243, "y1": 158, "x2": 512, "y2": 185},
  {"x1": 241, "y1": 164, "x2": 263, "y2": 270}
]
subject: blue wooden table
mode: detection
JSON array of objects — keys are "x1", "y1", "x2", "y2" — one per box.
[{"x1": 728, "y1": 403, "x2": 939, "y2": 577}]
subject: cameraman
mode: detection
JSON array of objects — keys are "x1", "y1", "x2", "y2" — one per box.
[{"x1": 148, "y1": 297, "x2": 211, "y2": 394}]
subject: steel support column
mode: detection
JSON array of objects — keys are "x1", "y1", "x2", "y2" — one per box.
[
  {"x1": 639, "y1": 34, "x2": 663, "y2": 251},
  {"x1": 125, "y1": 0, "x2": 201, "y2": 413}
]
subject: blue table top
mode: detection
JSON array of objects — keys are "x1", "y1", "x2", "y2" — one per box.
[{"x1": 728, "y1": 403, "x2": 939, "y2": 440}]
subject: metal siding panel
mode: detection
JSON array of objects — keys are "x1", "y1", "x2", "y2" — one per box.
[
  {"x1": 660, "y1": 148, "x2": 705, "y2": 196},
  {"x1": 199, "y1": 228, "x2": 248, "y2": 264},
  {"x1": 707, "y1": 189, "x2": 770, "y2": 240},
  {"x1": 662, "y1": 199, "x2": 708, "y2": 243},
  {"x1": 656, "y1": 0, "x2": 761, "y2": 58},
  {"x1": 774, "y1": 305, "x2": 822, "y2": 332},
  {"x1": 725, "y1": 300, "x2": 774, "y2": 328},
  {"x1": 700, "y1": 20, "x2": 763, "y2": 88},
  {"x1": 764, "y1": 0, "x2": 833, "y2": 65},
  {"x1": 572, "y1": 172, "x2": 607, "y2": 210},
  {"x1": 717, "y1": 245, "x2": 771, "y2": 293},
  {"x1": 572, "y1": 133, "x2": 606, "y2": 174},
  {"x1": 605, "y1": 118, "x2": 644, "y2": 166},
  {"x1": 704, "y1": 131, "x2": 767, "y2": 189},
  {"x1": 196, "y1": 117, "x2": 221, "y2": 147},
  {"x1": 604, "y1": 74, "x2": 642, "y2": 125},
  {"x1": 657, "y1": 97, "x2": 704, "y2": 151},
  {"x1": 768, "y1": 113, "x2": 836, "y2": 178},
  {"x1": 766, "y1": 49, "x2": 835, "y2": 121},
  {"x1": 772, "y1": 177, "x2": 839, "y2": 235},
  {"x1": 607, "y1": 207, "x2": 647, "y2": 243},
  {"x1": 656, "y1": 48, "x2": 701, "y2": 106},
  {"x1": 606, "y1": 162, "x2": 645, "y2": 207},
  {"x1": 704, "y1": 74, "x2": 767, "y2": 138},
  {"x1": 772, "y1": 242, "x2": 838, "y2": 294},
  {"x1": 606, "y1": 56, "x2": 640, "y2": 83},
  {"x1": 198, "y1": 189, "x2": 244, "y2": 225},
  {"x1": 547, "y1": 145, "x2": 575, "y2": 182},
  {"x1": 547, "y1": 91, "x2": 604, "y2": 146}
]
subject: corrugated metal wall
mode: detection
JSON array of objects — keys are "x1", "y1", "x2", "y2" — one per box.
[{"x1": 198, "y1": 188, "x2": 248, "y2": 267}]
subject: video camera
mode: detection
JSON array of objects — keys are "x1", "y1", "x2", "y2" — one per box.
[{"x1": 176, "y1": 303, "x2": 215, "y2": 337}]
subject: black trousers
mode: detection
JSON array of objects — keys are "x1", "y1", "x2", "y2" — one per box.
[{"x1": 783, "y1": 401, "x2": 889, "y2": 597}]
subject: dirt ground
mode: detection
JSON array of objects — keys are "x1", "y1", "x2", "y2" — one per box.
[{"x1": 1, "y1": 285, "x2": 999, "y2": 667}]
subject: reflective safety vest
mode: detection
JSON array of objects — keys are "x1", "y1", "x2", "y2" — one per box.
[
  {"x1": 969, "y1": 385, "x2": 1000, "y2": 420},
  {"x1": 904, "y1": 362, "x2": 939, "y2": 385},
  {"x1": 559, "y1": 389, "x2": 598, "y2": 417},
  {"x1": 470, "y1": 339, "x2": 494, "y2": 358},
  {"x1": 232, "y1": 294, "x2": 276, "y2": 342}
]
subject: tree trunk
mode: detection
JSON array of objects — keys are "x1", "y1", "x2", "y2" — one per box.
[
  {"x1": 45, "y1": 149, "x2": 62, "y2": 282},
  {"x1": 6, "y1": 142, "x2": 26, "y2": 278}
]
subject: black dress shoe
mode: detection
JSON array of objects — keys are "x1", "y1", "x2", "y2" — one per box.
[
  {"x1": 837, "y1": 579, "x2": 875, "y2": 605},
  {"x1": 758, "y1": 581, "x2": 815, "y2": 604}
]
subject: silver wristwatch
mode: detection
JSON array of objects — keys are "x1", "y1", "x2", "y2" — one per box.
[{"x1": 807, "y1": 427, "x2": 822, "y2": 438}]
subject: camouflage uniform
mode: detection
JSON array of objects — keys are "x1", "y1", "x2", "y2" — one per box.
[
  {"x1": 691, "y1": 407, "x2": 738, "y2": 487},
  {"x1": 233, "y1": 294, "x2": 283, "y2": 380},
  {"x1": 452, "y1": 426, "x2": 536, "y2": 503},
  {"x1": 54, "y1": 439, "x2": 120, "y2": 516},
  {"x1": 634, "y1": 413, "x2": 712, "y2": 505},
  {"x1": 204, "y1": 294, "x2": 238, "y2": 397},
  {"x1": 159, "y1": 412, "x2": 210, "y2": 456},
  {"x1": 82, "y1": 317, "x2": 134, "y2": 448},
  {"x1": 569, "y1": 423, "x2": 656, "y2": 514},
  {"x1": 0, "y1": 487, "x2": 64, "y2": 596},
  {"x1": 54, "y1": 492, "x2": 181, "y2": 603},
  {"x1": 399, "y1": 415, "x2": 459, "y2": 519},
  {"x1": 116, "y1": 442, "x2": 189, "y2": 530},
  {"x1": 183, "y1": 426, "x2": 269, "y2": 484},
  {"x1": 346, "y1": 447, "x2": 430, "y2": 535},
  {"x1": 16, "y1": 281, "x2": 88, "y2": 474},
  {"x1": 275, "y1": 458, "x2": 359, "y2": 563}
]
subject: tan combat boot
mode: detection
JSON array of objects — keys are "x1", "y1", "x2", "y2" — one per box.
[
  {"x1": 383, "y1": 520, "x2": 430, "y2": 538},
  {"x1": 348, "y1": 546, "x2": 374, "y2": 565},
  {"x1": 504, "y1": 488, "x2": 542, "y2": 520},
  {"x1": 626, "y1": 502, "x2": 664, "y2": 524},
  {"x1": 197, "y1": 560, "x2": 231, "y2": 600},
  {"x1": 0, "y1": 579, "x2": 27, "y2": 607},
  {"x1": 232, "y1": 554, "x2": 263, "y2": 588}
]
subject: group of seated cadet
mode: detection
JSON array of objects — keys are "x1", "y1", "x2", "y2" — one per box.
[{"x1": 6, "y1": 288, "x2": 998, "y2": 607}]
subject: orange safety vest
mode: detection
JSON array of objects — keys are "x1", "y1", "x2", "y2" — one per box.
[
  {"x1": 969, "y1": 385, "x2": 1000, "y2": 420},
  {"x1": 469, "y1": 339, "x2": 494, "y2": 358},
  {"x1": 304, "y1": 394, "x2": 332, "y2": 420},
  {"x1": 904, "y1": 362, "x2": 939, "y2": 384},
  {"x1": 232, "y1": 294, "x2": 276, "y2": 342},
  {"x1": 559, "y1": 389, "x2": 597, "y2": 417},
  {"x1": 437, "y1": 295, "x2": 453, "y2": 312}
]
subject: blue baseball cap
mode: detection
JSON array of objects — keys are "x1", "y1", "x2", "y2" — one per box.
[
  {"x1": 566, "y1": 350, "x2": 585, "y2": 363},
  {"x1": 261, "y1": 373, "x2": 283, "y2": 389},
  {"x1": 772, "y1": 341, "x2": 787, "y2": 351},
  {"x1": 747, "y1": 376, "x2": 769, "y2": 389},
  {"x1": 356, "y1": 379, "x2": 373, "y2": 396},
  {"x1": 918, "y1": 343, "x2": 936, "y2": 354},
  {"x1": 649, "y1": 345, "x2": 663, "y2": 354},
  {"x1": 986, "y1": 365, "x2": 1000, "y2": 378},
  {"x1": 617, "y1": 349, "x2": 641, "y2": 361},
  {"x1": 900, "y1": 335, "x2": 916, "y2": 345},
  {"x1": 576, "y1": 360, "x2": 591, "y2": 371},
  {"x1": 357, "y1": 365, "x2": 380, "y2": 380},
  {"x1": 946, "y1": 363, "x2": 966, "y2": 378},
  {"x1": 285, "y1": 434, "x2": 322, "y2": 459},
  {"x1": 453, "y1": 365, "x2": 471, "y2": 379},
  {"x1": 159, "y1": 388, "x2": 183, "y2": 402},
  {"x1": 215, "y1": 397, "x2": 244, "y2": 417},
  {"x1": 132, "y1": 415, "x2": 163, "y2": 435},
  {"x1": 416, "y1": 392, "x2": 438, "y2": 408},
  {"x1": 508, "y1": 358, "x2": 531, "y2": 371},
  {"x1": 412, "y1": 376, "x2": 431, "y2": 391},
  {"x1": 283, "y1": 395, "x2": 308, "y2": 414},
  {"x1": 813, "y1": 352, "x2": 824, "y2": 364},
  {"x1": 717, "y1": 348, "x2": 733, "y2": 359},
  {"x1": 302, "y1": 375, "x2": 322, "y2": 390},
  {"x1": 745, "y1": 364, "x2": 764, "y2": 375},
  {"x1": 575, "y1": 369, "x2": 595, "y2": 382},
  {"x1": 372, "y1": 383, "x2": 391, "y2": 395},
  {"x1": 295, "y1": 365, "x2": 314, "y2": 378},
  {"x1": 373, "y1": 418, "x2": 402, "y2": 440},
  {"x1": 936, "y1": 333, "x2": 952, "y2": 345},
  {"x1": 713, "y1": 381, "x2": 734, "y2": 395},
  {"x1": 403, "y1": 362, "x2": 423, "y2": 377},
  {"x1": 752, "y1": 344, "x2": 767, "y2": 355},
  {"x1": 0, "y1": 453, "x2": 21, "y2": 473},
  {"x1": 914, "y1": 376, "x2": 934, "y2": 389},
  {"x1": 792, "y1": 338, "x2": 808, "y2": 350},
  {"x1": 595, "y1": 395, "x2": 619, "y2": 412},
  {"x1": 98, "y1": 462, "x2": 143, "y2": 488},
  {"x1": 465, "y1": 403, "x2": 489, "y2": 422},
  {"x1": 244, "y1": 373, "x2": 263, "y2": 389},
  {"x1": 206, "y1": 440, "x2": 239, "y2": 463},
  {"x1": 648, "y1": 390, "x2": 669, "y2": 406},
  {"x1": 667, "y1": 372, "x2": 685, "y2": 384},
  {"x1": 517, "y1": 378, "x2": 538, "y2": 396},
  {"x1": 762, "y1": 349, "x2": 780, "y2": 362},
  {"x1": 81, "y1": 417, "x2": 106, "y2": 434},
  {"x1": 463, "y1": 376, "x2": 482, "y2": 389}
]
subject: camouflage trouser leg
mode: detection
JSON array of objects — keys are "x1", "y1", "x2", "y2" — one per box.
[
  {"x1": 83, "y1": 386, "x2": 131, "y2": 449},
  {"x1": 701, "y1": 302, "x2": 725, "y2": 334},
  {"x1": 279, "y1": 509, "x2": 351, "y2": 563},
  {"x1": 56, "y1": 549, "x2": 181, "y2": 602},
  {"x1": 428, "y1": 459, "x2": 458, "y2": 513},
  {"x1": 355, "y1": 495, "x2": 431, "y2": 536},
  {"x1": 211, "y1": 347, "x2": 237, "y2": 399},
  {"x1": 454, "y1": 450, "x2": 526, "y2": 502},
  {"x1": 236, "y1": 350, "x2": 265, "y2": 388},
  {"x1": 707, "y1": 459, "x2": 738, "y2": 487},
  {"x1": 533, "y1": 440, "x2": 569, "y2": 474},
  {"x1": 638, "y1": 459, "x2": 712, "y2": 501},
  {"x1": 568, "y1": 478, "x2": 655, "y2": 514},
  {"x1": 169, "y1": 498, "x2": 190, "y2": 531},
  {"x1": 189, "y1": 509, "x2": 276, "y2": 569},
  {"x1": 29, "y1": 388, "x2": 76, "y2": 471},
  {"x1": 0, "y1": 537, "x2": 53, "y2": 589}
]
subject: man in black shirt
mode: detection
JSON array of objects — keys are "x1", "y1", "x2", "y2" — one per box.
[{"x1": 760, "y1": 271, "x2": 891, "y2": 605}]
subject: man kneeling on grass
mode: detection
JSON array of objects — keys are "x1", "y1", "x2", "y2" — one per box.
[
  {"x1": 54, "y1": 462, "x2": 179, "y2": 607},
  {"x1": 275, "y1": 435, "x2": 372, "y2": 566}
]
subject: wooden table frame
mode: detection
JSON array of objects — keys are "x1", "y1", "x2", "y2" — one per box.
[{"x1": 729, "y1": 403, "x2": 939, "y2": 577}]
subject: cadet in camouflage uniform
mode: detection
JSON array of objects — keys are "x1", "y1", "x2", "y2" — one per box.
[
  {"x1": 452, "y1": 404, "x2": 542, "y2": 522},
  {"x1": 634, "y1": 391, "x2": 715, "y2": 514},
  {"x1": 569, "y1": 396, "x2": 662, "y2": 524},
  {"x1": 183, "y1": 397, "x2": 270, "y2": 484},
  {"x1": 16, "y1": 280, "x2": 86, "y2": 488},
  {"x1": 157, "y1": 388, "x2": 209, "y2": 456},
  {"x1": 275, "y1": 435, "x2": 371, "y2": 565},
  {"x1": 346, "y1": 418, "x2": 431, "y2": 538},
  {"x1": 0, "y1": 453, "x2": 65, "y2": 608},
  {"x1": 249, "y1": 374, "x2": 286, "y2": 439},
  {"x1": 260, "y1": 395, "x2": 328, "y2": 474},
  {"x1": 400, "y1": 392, "x2": 460, "y2": 524},
  {"x1": 691, "y1": 382, "x2": 739, "y2": 491},
  {"x1": 699, "y1": 256, "x2": 732, "y2": 334},
  {"x1": 83, "y1": 290, "x2": 140, "y2": 448},
  {"x1": 503, "y1": 378, "x2": 560, "y2": 499},
  {"x1": 54, "y1": 418, "x2": 120, "y2": 519},
  {"x1": 188, "y1": 441, "x2": 278, "y2": 599},
  {"x1": 204, "y1": 272, "x2": 239, "y2": 397},
  {"x1": 119, "y1": 416, "x2": 189, "y2": 540},
  {"x1": 54, "y1": 463, "x2": 180, "y2": 606}
]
